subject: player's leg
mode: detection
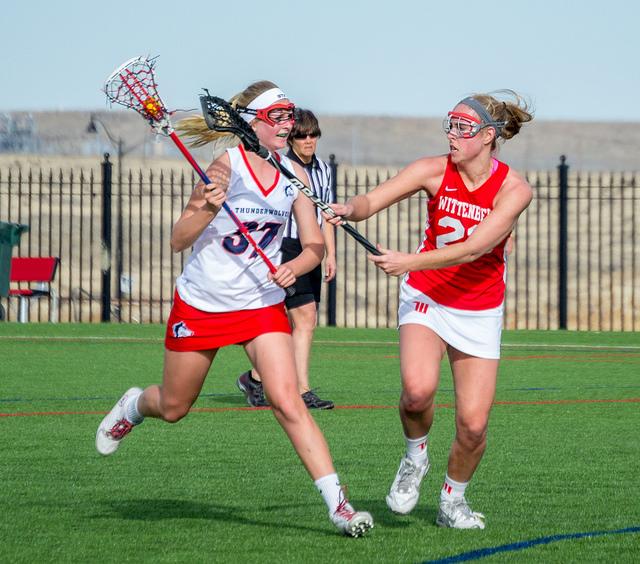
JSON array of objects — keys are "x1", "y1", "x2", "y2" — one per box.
[
  {"x1": 284, "y1": 254, "x2": 332, "y2": 408},
  {"x1": 288, "y1": 300, "x2": 317, "y2": 393},
  {"x1": 399, "y1": 324, "x2": 446, "y2": 437},
  {"x1": 244, "y1": 331, "x2": 372, "y2": 536},
  {"x1": 436, "y1": 349, "x2": 498, "y2": 529},
  {"x1": 245, "y1": 331, "x2": 332, "y2": 477},
  {"x1": 287, "y1": 297, "x2": 334, "y2": 409},
  {"x1": 238, "y1": 265, "x2": 332, "y2": 409},
  {"x1": 386, "y1": 323, "x2": 446, "y2": 514},
  {"x1": 448, "y1": 350, "x2": 498, "y2": 480},
  {"x1": 96, "y1": 348, "x2": 216, "y2": 455},
  {"x1": 139, "y1": 348, "x2": 218, "y2": 421}
]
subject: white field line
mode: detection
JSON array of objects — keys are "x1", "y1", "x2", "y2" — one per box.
[{"x1": 0, "y1": 335, "x2": 639, "y2": 351}]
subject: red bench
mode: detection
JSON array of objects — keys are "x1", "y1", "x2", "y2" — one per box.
[{"x1": 9, "y1": 257, "x2": 60, "y2": 322}]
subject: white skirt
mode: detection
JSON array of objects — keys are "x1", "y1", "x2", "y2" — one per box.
[{"x1": 398, "y1": 282, "x2": 504, "y2": 359}]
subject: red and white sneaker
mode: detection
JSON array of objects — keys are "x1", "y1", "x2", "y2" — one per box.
[
  {"x1": 330, "y1": 497, "x2": 374, "y2": 537},
  {"x1": 95, "y1": 387, "x2": 142, "y2": 456}
]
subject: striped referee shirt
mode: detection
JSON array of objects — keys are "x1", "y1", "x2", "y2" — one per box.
[{"x1": 283, "y1": 148, "x2": 334, "y2": 240}]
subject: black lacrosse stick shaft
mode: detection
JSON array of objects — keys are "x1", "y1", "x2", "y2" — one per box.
[
  {"x1": 265, "y1": 156, "x2": 381, "y2": 256},
  {"x1": 199, "y1": 94, "x2": 381, "y2": 256}
]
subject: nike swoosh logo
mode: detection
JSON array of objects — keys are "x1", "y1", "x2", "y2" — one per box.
[{"x1": 444, "y1": 187, "x2": 457, "y2": 192}]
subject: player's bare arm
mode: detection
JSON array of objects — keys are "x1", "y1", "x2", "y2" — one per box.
[
  {"x1": 284, "y1": 165, "x2": 324, "y2": 278},
  {"x1": 328, "y1": 156, "x2": 447, "y2": 223},
  {"x1": 370, "y1": 172, "x2": 532, "y2": 276},
  {"x1": 170, "y1": 154, "x2": 232, "y2": 252},
  {"x1": 322, "y1": 218, "x2": 337, "y2": 281}
]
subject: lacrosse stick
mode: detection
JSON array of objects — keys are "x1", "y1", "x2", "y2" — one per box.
[
  {"x1": 200, "y1": 93, "x2": 382, "y2": 256},
  {"x1": 103, "y1": 56, "x2": 294, "y2": 296}
]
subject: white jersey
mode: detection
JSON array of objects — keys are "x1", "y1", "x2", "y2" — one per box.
[{"x1": 176, "y1": 145, "x2": 299, "y2": 312}]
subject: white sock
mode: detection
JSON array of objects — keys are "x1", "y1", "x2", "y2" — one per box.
[
  {"x1": 314, "y1": 473, "x2": 343, "y2": 514},
  {"x1": 405, "y1": 434, "x2": 429, "y2": 465},
  {"x1": 441, "y1": 474, "x2": 468, "y2": 502},
  {"x1": 125, "y1": 391, "x2": 144, "y2": 425}
]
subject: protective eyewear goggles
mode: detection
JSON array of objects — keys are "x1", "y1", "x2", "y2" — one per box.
[
  {"x1": 443, "y1": 111, "x2": 505, "y2": 139},
  {"x1": 239, "y1": 102, "x2": 296, "y2": 127}
]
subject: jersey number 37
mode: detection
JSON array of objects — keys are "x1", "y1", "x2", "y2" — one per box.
[{"x1": 222, "y1": 221, "x2": 281, "y2": 258}]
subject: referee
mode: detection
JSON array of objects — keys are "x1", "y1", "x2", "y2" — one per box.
[{"x1": 237, "y1": 109, "x2": 336, "y2": 409}]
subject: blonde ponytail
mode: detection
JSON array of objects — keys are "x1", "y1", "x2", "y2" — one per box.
[{"x1": 175, "y1": 80, "x2": 281, "y2": 154}]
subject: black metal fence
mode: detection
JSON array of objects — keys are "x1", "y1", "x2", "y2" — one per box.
[
  {"x1": 0, "y1": 155, "x2": 193, "y2": 323},
  {"x1": 1, "y1": 155, "x2": 638, "y2": 330}
]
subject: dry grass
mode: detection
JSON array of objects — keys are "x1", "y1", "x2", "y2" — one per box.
[{"x1": 4, "y1": 110, "x2": 640, "y2": 170}]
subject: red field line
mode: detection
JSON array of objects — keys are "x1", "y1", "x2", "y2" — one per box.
[{"x1": 2, "y1": 397, "x2": 639, "y2": 418}]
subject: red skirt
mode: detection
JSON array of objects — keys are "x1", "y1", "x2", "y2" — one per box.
[{"x1": 165, "y1": 290, "x2": 291, "y2": 352}]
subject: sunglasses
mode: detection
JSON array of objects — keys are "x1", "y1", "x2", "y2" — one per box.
[{"x1": 292, "y1": 131, "x2": 321, "y2": 140}]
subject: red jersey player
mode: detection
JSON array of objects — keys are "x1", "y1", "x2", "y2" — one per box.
[{"x1": 329, "y1": 90, "x2": 533, "y2": 529}]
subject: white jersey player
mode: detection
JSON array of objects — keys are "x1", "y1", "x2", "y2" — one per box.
[
  {"x1": 95, "y1": 81, "x2": 373, "y2": 538},
  {"x1": 176, "y1": 145, "x2": 298, "y2": 312}
]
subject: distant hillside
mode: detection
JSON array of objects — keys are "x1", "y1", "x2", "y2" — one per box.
[{"x1": 1, "y1": 110, "x2": 639, "y2": 171}]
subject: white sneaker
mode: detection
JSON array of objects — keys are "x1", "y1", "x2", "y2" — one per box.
[
  {"x1": 95, "y1": 387, "x2": 142, "y2": 456},
  {"x1": 436, "y1": 497, "x2": 486, "y2": 529},
  {"x1": 331, "y1": 498, "x2": 374, "y2": 537},
  {"x1": 386, "y1": 456, "x2": 430, "y2": 514}
]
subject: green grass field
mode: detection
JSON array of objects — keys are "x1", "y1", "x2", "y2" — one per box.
[{"x1": 1, "y1": 324, "x2": 639, "y2": 563}]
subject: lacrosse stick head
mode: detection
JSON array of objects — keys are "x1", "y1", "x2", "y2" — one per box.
[
  {"x1": 104, "y1": 56, "x2": 172, "y2": 135},
  {"x1": 199, "y1": 93, "x2": 269, "y2": 158}
]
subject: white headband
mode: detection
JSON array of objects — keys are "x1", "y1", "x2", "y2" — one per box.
[{"x1": 239, "y1": 88, "x2": 288, "y2": 123}]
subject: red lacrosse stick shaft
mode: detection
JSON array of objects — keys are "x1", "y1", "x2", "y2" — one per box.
[
  {"x1": 116, "y1": 67, "x2": 281, "y2": 277},
  {"x1": 168, "y1": 131, "x2": 280, "y2": 275},
  {"x1": 109, "y1": 60, "x2": 293, "y2": 296}
]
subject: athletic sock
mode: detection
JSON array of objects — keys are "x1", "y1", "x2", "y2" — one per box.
[
  {"x1": 405, "y1": 434, "x2": 429, "y2": 465},
  {"x1": 440, "y1": 474, "x2": 468, "y2": 502},
  {"x1": 249, "y1": 371, "x2": 261, "y2": 385},
  {"x1": 314, "y1": 473, "x2": 344, "y2": 515},
  {"x1": 125, "y1": 391, "x2": 144, "y2": 425}
]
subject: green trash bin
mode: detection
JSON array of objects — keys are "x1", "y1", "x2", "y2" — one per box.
[{"x1": 0, "y1": 222, "x2": 29, "y2": 320}]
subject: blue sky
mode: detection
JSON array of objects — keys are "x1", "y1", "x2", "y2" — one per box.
[{"x1": 2, "y1": 0, "x2": 637, "y2": 121}]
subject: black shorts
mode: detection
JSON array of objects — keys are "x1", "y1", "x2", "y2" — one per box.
[{"x1": 281, "y1": 237, "x2": 321, "y2": 309}]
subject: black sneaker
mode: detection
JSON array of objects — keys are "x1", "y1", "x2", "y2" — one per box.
[
  {"x1": 236, "y1": 370, "x2": 269, "y2": 407},
  {"x1": 301, "y1": 389, "x2": 335, "y2": 410}
]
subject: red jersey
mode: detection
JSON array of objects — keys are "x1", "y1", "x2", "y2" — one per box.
[{"x1": 406, "y1": 156, "x2": 510, "y2": 310}]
